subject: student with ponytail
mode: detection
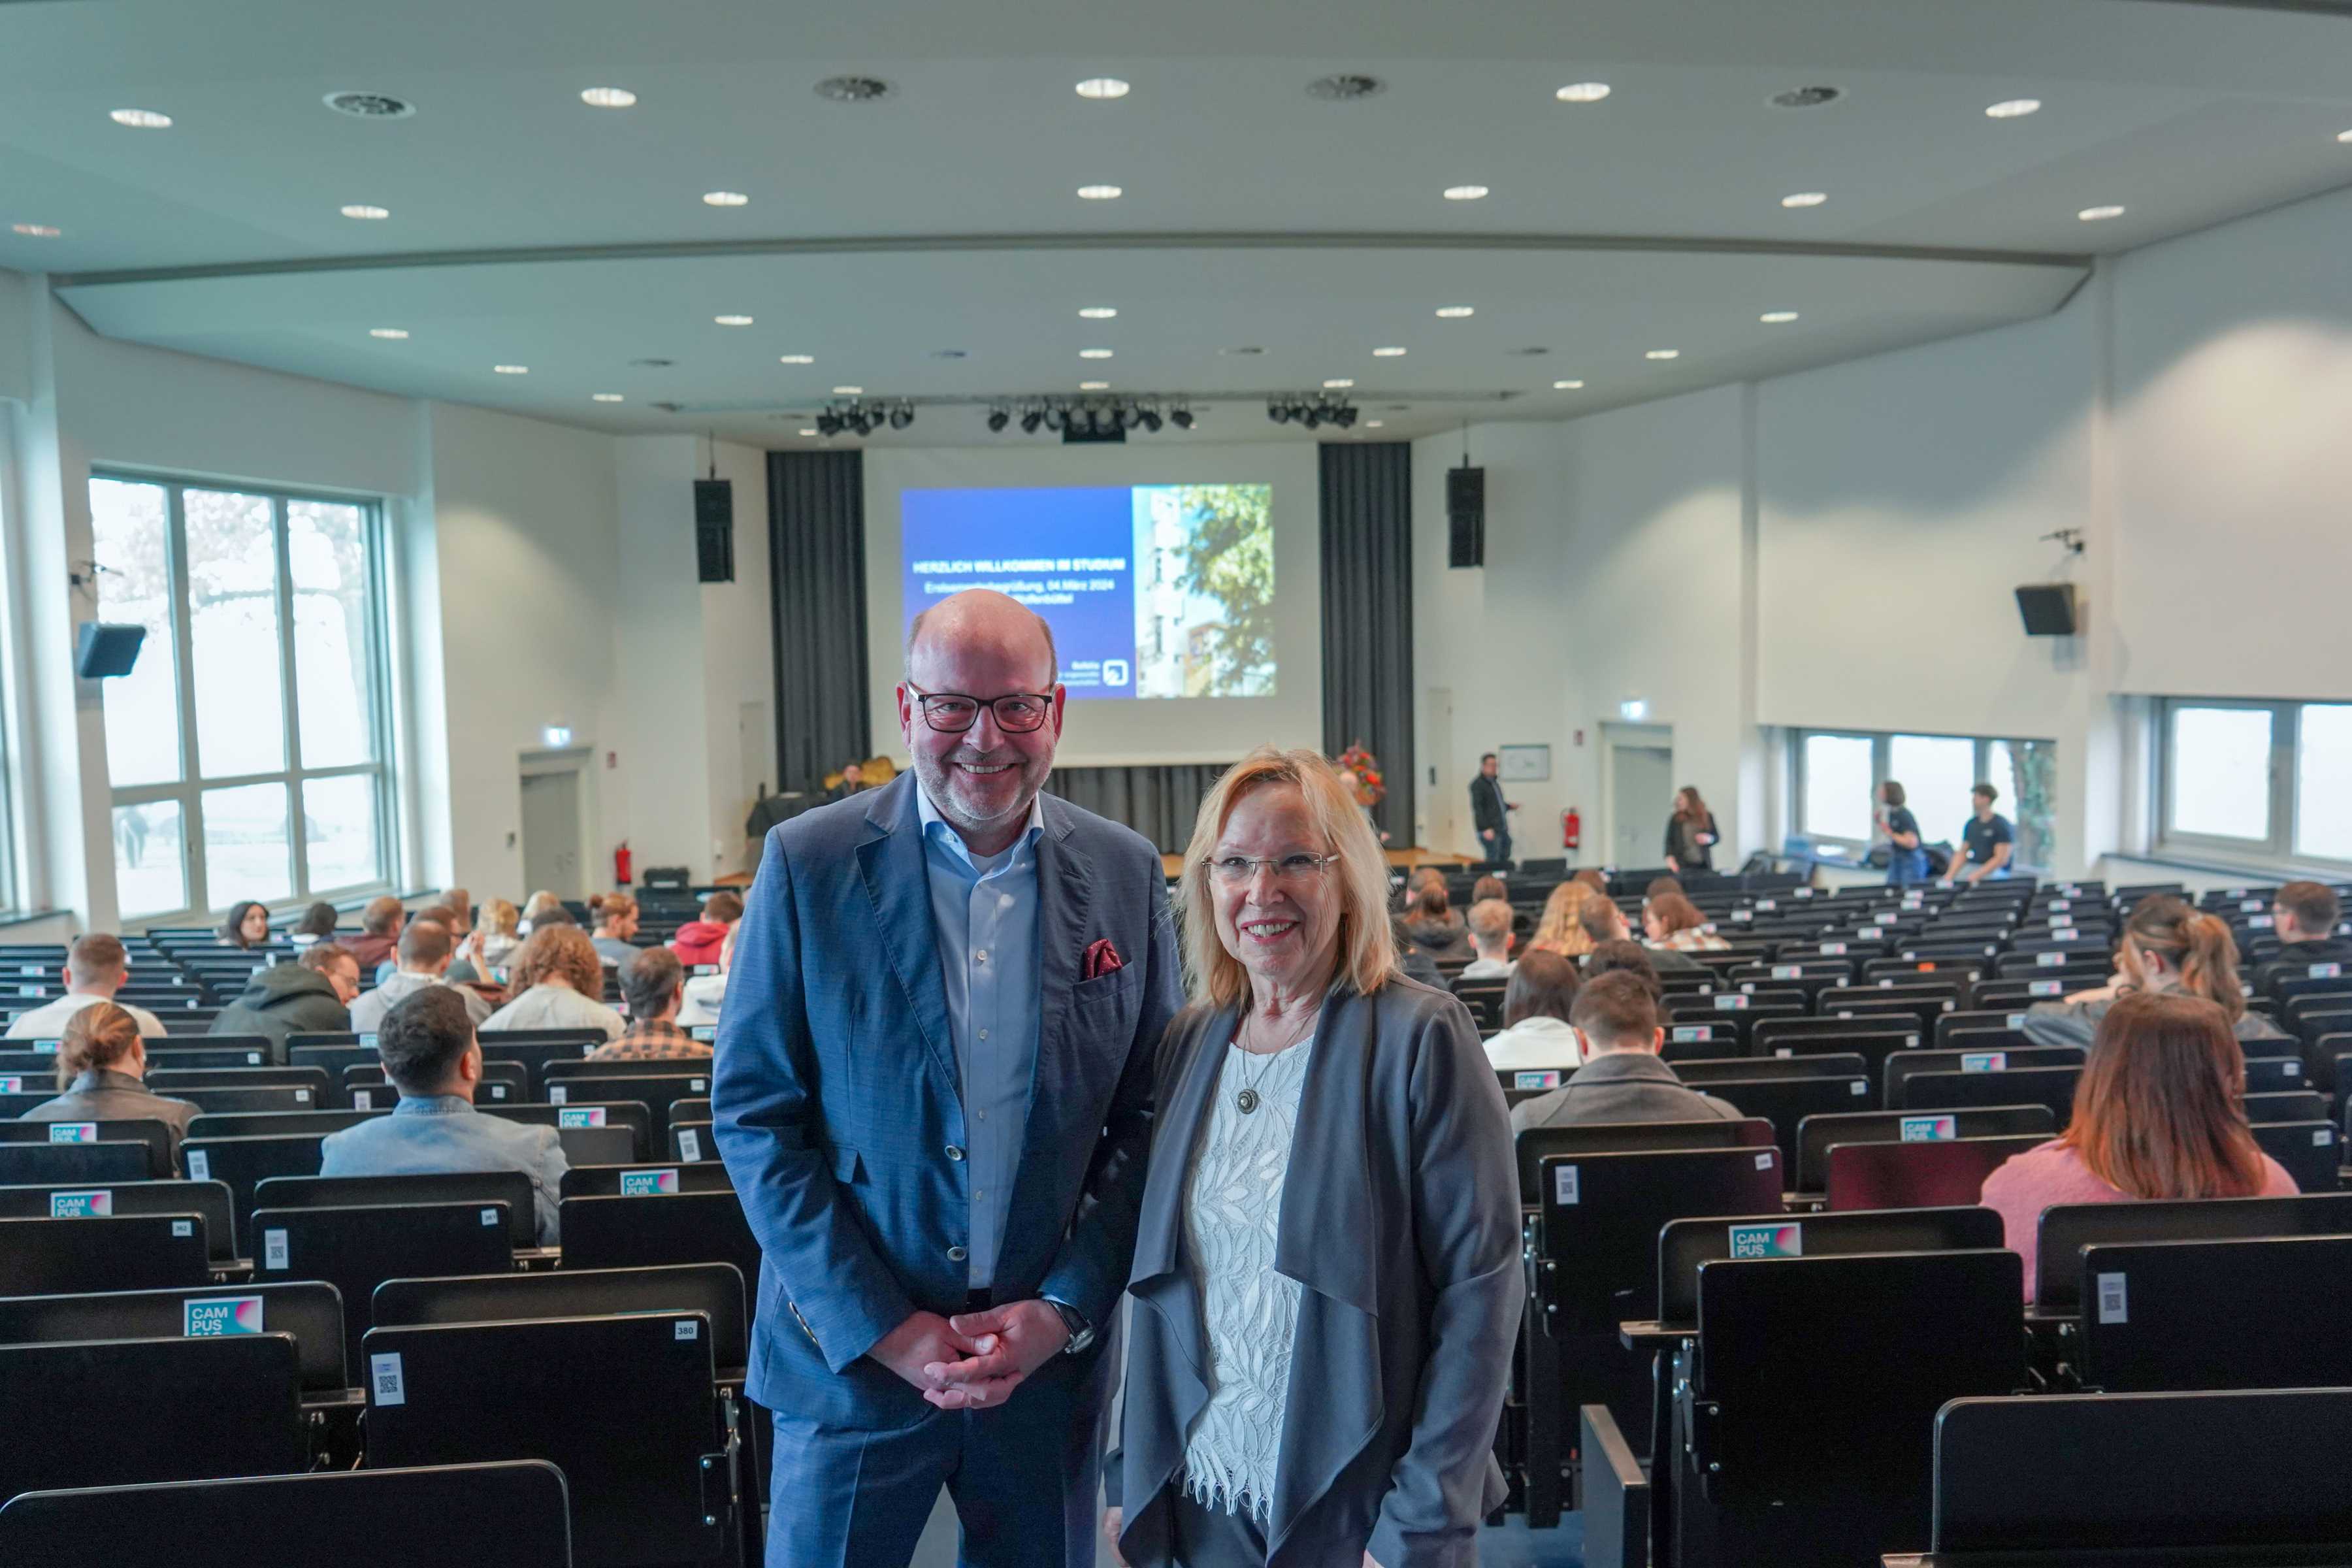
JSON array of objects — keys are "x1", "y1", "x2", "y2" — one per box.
[
  {"x1": 2023, "y1": 894, "x2": 2291, "y2": 1050},
  {"x1": 19, "y1": 1000, "x2": 199, "y2": 1164}
]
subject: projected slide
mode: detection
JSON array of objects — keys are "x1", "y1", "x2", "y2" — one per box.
[{"x1": 902, "y1": 484, "x2": 1275, "y2": 700}]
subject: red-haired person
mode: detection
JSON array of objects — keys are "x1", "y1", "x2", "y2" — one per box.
[{"x1": 1984, "y1": 992, "x2": 2296, "y2": 1300}]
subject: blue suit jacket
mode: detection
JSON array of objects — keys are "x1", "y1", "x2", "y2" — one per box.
[{"x1": 713, "y1": 772, "x2": 1181, "y2": 1427}]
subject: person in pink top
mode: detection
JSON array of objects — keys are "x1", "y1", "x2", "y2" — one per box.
[{"x1": 1982, "y1": 990, "x2": 2298, "y2": 1301}]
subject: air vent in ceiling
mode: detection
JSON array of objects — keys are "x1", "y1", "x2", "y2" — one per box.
[
  {"x1": 630, "y1": 358, "x2": 675, "y2": 368},
  {"x1": 1218, "y1": 345, "x2": 1266, "y2": 357},
  {"x1": 930, "y1": 349, "x2": 968, "y2": 359},
  {"x1": 1769, "y1": 86, "x2": 1842, "y2": 109},
  {"x1": 323, "y1": 91, "x2": 416, "y2": 119},
  {"x1": 815, "y1": 75, "x2": 894, "y2": 103},
  {"x1": 650, "y1": 401, "x2": 685, "y2": 413},
  {"x1": 1307, "y1": 74, "x2": 1384, "y2": 101},
  {"x1": 1512, "y1": 346, "x2": 1551, "y2": 357}
]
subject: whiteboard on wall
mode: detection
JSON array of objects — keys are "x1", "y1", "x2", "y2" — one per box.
[{"x1": 1498, "y1": 744, "x2": 1551, "y2": 781}]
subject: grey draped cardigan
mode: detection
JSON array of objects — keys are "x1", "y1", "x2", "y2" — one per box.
[{"x1": 1115, "y1": 977, "x2": 1522, "y2": 1568}]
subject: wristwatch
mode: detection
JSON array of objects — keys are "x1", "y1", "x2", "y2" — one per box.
[{"x1": 1043, "y1": 1298, "x2": 1096, "y2": 1356}]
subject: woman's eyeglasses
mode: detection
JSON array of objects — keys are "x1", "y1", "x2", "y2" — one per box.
[{"x1": 1208, "y1": 853, "x2": 1340, "y2": 886}]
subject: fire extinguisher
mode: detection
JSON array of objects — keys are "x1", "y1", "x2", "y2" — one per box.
[
  {"x1": 615, "y1": 841, "x2": 633, "y2": 886},
  {"x1": 1562, "y1": 808, "x2": 1582, "y2": 851}
]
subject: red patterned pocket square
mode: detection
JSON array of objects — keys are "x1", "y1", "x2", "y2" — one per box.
[{"x1": 1083, "y1": 938, "x2": 1124, "y2": 980}]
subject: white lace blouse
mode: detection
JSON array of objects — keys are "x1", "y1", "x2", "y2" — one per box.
[{"x1": 1180, "y1": 1034, "x2": 1316, "y2": 1522}]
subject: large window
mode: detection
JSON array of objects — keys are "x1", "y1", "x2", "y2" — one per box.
[
  {"x1": 1793, "y1": 728, "x2": 2058, "y2": 868},
  {"x1": 2158, "y1": 698, "x2": 2352, "y2": 869},
  {"x1": 90, "y1": 476, "x2": 393, "y2": 921}
]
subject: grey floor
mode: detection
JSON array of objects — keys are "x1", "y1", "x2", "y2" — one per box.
[{"x1": 907, "y1": 1490, "x2": 1586, "y2": 1567}]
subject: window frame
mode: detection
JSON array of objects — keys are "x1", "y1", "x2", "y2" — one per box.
[
  {"x1": 95, "y1": 472, "x2": 398, "y2": 921},
  {"x1": 1791, "y1": 726, "x2": 2055, "y2": 866},
  {"x1": 2153, "y1": 696, "x2": 2348, "y2": 873}
]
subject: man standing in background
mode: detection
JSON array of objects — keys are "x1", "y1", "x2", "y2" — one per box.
[{"x1": 1472, "y1": 751, "x2": 1516, "y2": 867}]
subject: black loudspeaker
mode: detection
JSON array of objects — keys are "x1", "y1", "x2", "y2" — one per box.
[
  {"x1": 2015, "y1": 583, "x2": 2080, "y2": 636},
  {"x1": 1446, "y1": 466, "x2": 1485, "y2": 568},
  {"x1": 74, "y1": 622, "x2": 145, "y2": 679},
  {"x1": 693, "y1": 479, "x2": 734, "y2": 583}
]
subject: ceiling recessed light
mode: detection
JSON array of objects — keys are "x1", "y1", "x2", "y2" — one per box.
[
  {"x1": 368, "y1": 327, "x2": 410, "y2": 339},
  {"x1": 1077, "y1": 184, "x2": 1123, "y2": 200},
  {"x1": 1219, "y1": 345, "x2": 1264, "y2": 356},
  {"x1": 815, "y1": 75, "x2": 894, "y2": 104},
  {"x1": 1644, "y1": 349, "x2": 1680, "y2": 360},
  {"x1": 1985, "y1": 98, "x2": 2041, "y2": 119},
  {"x1": 109, "y1": 108, "x2": 172, "y2": 129},
  {"x1": 1435, "y1": 305, "x2": 1475, "y2": 319},
  {"x1": 797, "y1": 427, "x2": 819, "y2": 436},
  {"x1": 592, "y1": 393, "x2": 625, "y2": 402},
  {"x1": 1556, "y1": 82, "x2": 1612, "y2": 103},
  {"x1": 1323, "y1": 378, "x2": 1355, "y2": 388},
  {"x1": 1079, "y1": 348, "x2": 1114, "y2": 359},
  {"x1": 1078, "y1": 306, "x2": 1119, "y2": 319},
  {"x1": 1079, "y1": 380, "x2": 1111, "y2": 390},
  {"x1": 832, "y1": 385, "x2": 863, "y2": 395},
  {"x1": 1371, "y1": 348, "x2": 1409, "y2": 361},
  {"x1": 1443, "y1": 184, "x2": 1490, "y2": 201},
  {"x1": 1365, "y1": 419, "x2": 1385, "y2": 428},
  {"x1": 2338, "y1": 129, "x2": 2352, "y2": 144},
  {"x1": 1760, "y1": 310, "x2": 1800, "y2": 323},
  {"x1": 580, "y1": 87, "x2": 638, "y2": 108},
  {"x1": 714, "y1": 314, "x2": 754, "y2": 326},
  {"x1": 1075, "y1": 77, "x2": 1130, "y2": 100},
  {"x1": 493, "y1": 365, "x2": 529, "y2": 374},
  {"x1": 702, "y1": 190, "x2": 749, "y2": 207},
  {"x1": 2078, "y1": 204, "x2": 2125, "y2": 221},
  {"x1": 779, "y1": 353, "x2": 815, "y2": 365},
  {"x1": 10, "y1": 223, "x2": 61, "y2": 237},
  {"x1": 340, "y1": 204, "x2": 389, "y2": 220},
  {"x1": 1307, "y1": 73, "x2": 1384, "y2": 101},
  {"x1": 323, "y1": 91, "x2": 414, "y2": 120},
  {"x1": 1553, "y1": 378, "x2": 1585, "y2": 389},
  {"x1": 1769, "y1": 86, "x2": 1842, "y2": 110},
  {"x1": 1782, "y1": 191, "x2": 1828, "y2": 208}
]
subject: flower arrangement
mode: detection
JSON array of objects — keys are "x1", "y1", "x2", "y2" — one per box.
[{"x1": 1336, "y1": 742, "x2": 1385, "y2": 808}]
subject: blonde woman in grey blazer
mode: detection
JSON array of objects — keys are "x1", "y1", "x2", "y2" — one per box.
[{"x1": 1110, "y1": 746, "x2": 1521, "y2": 1568}]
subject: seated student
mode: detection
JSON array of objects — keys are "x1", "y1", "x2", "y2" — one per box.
[
  {"x1": 2261, "y1": 881, "x2": 2352, "y2": 973},
  {"x1": 519, "y1": 890, "x2": 563, "y2": 931},
  {"x1": 290, "y1": 901, "x2": 340, "y2": 943},
  {"x1": 1403, "y1": 883, "x2": 1472, "y2": 965},
  {"x1": 2024, "y1": 894, "x2": 2291, "y2": 1049},
  {"x1": 1583, "y1": 939, "x2": 1666, "y2": 1000},
  {"x1": 1579, "y1": 898, "x2": 1706, "y2": 973},
  {"x1": 350, "y1": 918, "x2": 493, "y2": 1032},
  {"x1": 212, "y1": 942, "x2": 360, "y2": 1051},
  {"x1": 586, "y1": 891, "x2": 641, "y2": 967},
  {"x1": 1947, "y1": 783, "x2": 2016, "y2": 886},
  {"x1": 439, "y1": 887, "x2": 473, "y2": 940},
  {"x1": 1526, "y1": 881, "x2": 1601, "y2": 959},
  {"x1": 1644, "y1": 874, "x2": 1684, "y2": 902},
  {"x1": 826, "y1": 759, "x2": 870, "y2": 801},
  {"x1": 1984, "y1": 992, "x2": 2296, "y2": 1300},
  {"x1": 220, "y1": 900, "x2": 272, "y2": 951},
  {"x1": 319, "y1": 987, "x2": 568, "y2": 1244},
  {"x1": 676, "y1": 923, "x2": 734, "y2": 1028},
  {"x1": 1390, "y1": 916, "x2": 1444, "y2": 986},
  {"x1": 20, "y1": 1000, "x2": 199, "y2": 1162},
  {"x1": 1460, "y1": 898, "x2": 1518, "y2": 979},
  {"x1": 5, "y1": 934, "x2": 166, "y2": 1039},
  {"x1": 1643, "y1": 891, "x2": 1730, "y2": 953},
  {"x1": 1483, "y1": 950, "x2": 1582, "y2": 1071},
  {"x1": 589, "y1": 949, "x2": 711, "y2": 1062},
  {"x1": 481, "y1": 926, "x2": 625, "y2": 1041},
  {"x1": 343, "y1": 895, "x2": 406, "y2": 977},
  {"x1": 1470, "y1": 873, "x2": 1509, "y2": 906},
  {"x1": 451, "y1": 897, "x2": 523, "y2": 985},
  {"x1": 668, "y1": 891, "x2": 742, "y2": 968},
  {"x1": 1511, "y1": 970, "x2": 1743, "y2": 1134}
]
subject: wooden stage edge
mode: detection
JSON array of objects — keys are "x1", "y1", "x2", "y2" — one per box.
[{"x1": 1160, "y1": 847, "x2": 1472, "y2": 878}]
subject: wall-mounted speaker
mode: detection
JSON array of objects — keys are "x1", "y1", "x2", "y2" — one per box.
[
  {"x1": 1446, "y1": 466, "x2": 1485, "y2": 568},
  {"x1": 75, "y1": 622, "x2": 146, "y2": 679},
  {"x1": 694, "y1": 478, "x2": 734, "y2": 583},
  {"x1": 2014, "y1": 582, "x2": 2080, "y2": 637}
]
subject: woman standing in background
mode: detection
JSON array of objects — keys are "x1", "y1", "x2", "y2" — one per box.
[{"x1": 1662, "y1": 787, "x2": 1719, "y2": 874}]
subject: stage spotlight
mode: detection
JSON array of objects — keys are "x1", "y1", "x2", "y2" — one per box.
[
  {"x1": 1300, "y1": 406, "x2": 1321, "y2": 429},
  {"x1": 1333, "y1": 406, "x2": 1358, "y2": 429},
  {"x1": 848, "y1": 411, "x2": 872, "y2": 436},
  {"x1": 1117, "y1": 405, "x2": 1141, "y2": 431},
  {"x1": 1020, "y1": 408, "x2": 1043, "y2": 433},
  {"x1": 1268, "y1": 401, "x2": 1290, "y2": 423},
  {"x1": 816, "y1": 413, "x2": 841, "y2": 436},
  {"x1": 1140, "y1": 408, "x2": 1162, "y2": 433},
  {"x1": 1043, "y1": 406, "x2": 1066, "y2": 431},
  {"x1": 889, "y1": 404, "x2": 915, "y2": 430},
  {"x1": 1170, "y1": 406, "x2": 1194, "y2": 430},
  {"x1": 987, "y1": 408, "x2": 1010, "y2": 432}
]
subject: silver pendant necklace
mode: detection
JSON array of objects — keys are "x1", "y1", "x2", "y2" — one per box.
[{"x1": 1234, "y1": 1009, "x2": 1312, "y2": 1113}]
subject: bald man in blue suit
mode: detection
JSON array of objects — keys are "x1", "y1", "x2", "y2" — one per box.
[{"x1": 715, "y1": 590, "x2": 1181, "y2": 1567}]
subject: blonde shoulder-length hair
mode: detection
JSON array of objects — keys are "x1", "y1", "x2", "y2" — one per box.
[{"x1": 1175, "y1": 746, "x2": 1397, "y2": 1009}]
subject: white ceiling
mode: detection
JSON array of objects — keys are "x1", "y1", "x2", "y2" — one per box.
[{"x1": 9, "y1": 0, "x2": 2352, "y2": 446}]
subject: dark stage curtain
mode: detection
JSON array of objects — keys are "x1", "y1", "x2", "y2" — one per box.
[
  {"x1": 768, "y1": 450, "x2": 871, "y2": 792},
  {"x1": 1319, "y1": 441, "x2": 1416, "y2": 842},
  {"x1": 1045, "y1": 764, "x2": 1232, "y2": 855}
]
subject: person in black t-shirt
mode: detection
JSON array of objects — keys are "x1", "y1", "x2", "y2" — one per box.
[
  {"x1": 1950, "y1": 782, "x2": 2016, "y2": 885},
  {"x1": 1876, "y1": 779, "x2": 1927, "y2": 886}
]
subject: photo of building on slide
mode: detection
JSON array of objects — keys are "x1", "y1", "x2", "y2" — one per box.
[{"x1": 1131, "y1": 483, "x2": 1275, "y2": 699}]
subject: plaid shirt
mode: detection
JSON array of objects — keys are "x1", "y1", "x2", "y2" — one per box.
[{"x1": 586, "y1": 1019, "x2": 713, "y2": 1062}]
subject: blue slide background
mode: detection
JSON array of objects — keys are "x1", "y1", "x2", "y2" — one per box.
[{"x1": 902, "y1": 487, "x2": 1140, "y2": 699}]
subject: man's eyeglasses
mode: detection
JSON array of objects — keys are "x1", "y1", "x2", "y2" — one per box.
[
  {"x1": 1208, "y1": 853, "x2": 1341, "y2": 887},
  {"x1": 907, "y1": 684, "x2": 1055, "y2": 734}
]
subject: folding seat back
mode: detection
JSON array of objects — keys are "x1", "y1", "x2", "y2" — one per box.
[
  {"x1": 1512, "y1": 1118, "x2": 1773, "y2": 1201},
  {"x1": 2242, "y1": 1054, "x2": 2308, "y2": 1094},
  {"x1": 1899, "y1": 1066, "x2": 2082, "y2": 1123},
  {"x1": 374, "y1": 1261, "x2": 748, "y2": 1380},
  {"x1": 1689, "y1": 1073, "x2": 1870, "y2": 1151},
  {"x1": 0, "y1": 1462, "x2": 573, "y2": 1568},
  {"x1": 142, "y1": 1044, "x2": 280, "y2": 1071},
  {"x1": 148, "y1": 1066, "x2": 331, "y2": 1101},
  {"x1": 2247, "y1": 1119, "x2": 2340, "y2": 1192},
  {"x1": 1882, "y1": 1045, "x2": 2085, "y2": 1109},
  {"x1": 540, "y1": 1066, "x2": 713, "y2": 1145},
  {"x1": 187, "y1": 1108, "x2": 383, "y2": 1142},
  {"x1": 488, "y1": 1102, "x2": 650, "y2": 1164},
  {"x1": 1795, "y1": 1104, "x2": 2055, "y2": 1194},
  {"x1": 1653, "y1": 1204, "x2": 2003, "y2": 1326},
  {"x1": 1751, "y1": 1028, "x2": 1917, "y2": 1081},
  {"x1": 2034, "y1": 1191, "x2": 2352, "y2": 1312},
  {"x1": 557, "y1": 1162, "x2": 736, "y2": 1201},
  {"x1": 559, "y1": 1191, "x2": 760, "y2": 1290},
  {"x1": 0, "y1": 1212, "x2": 211, "y2": 1295},
  {"x1": 2243, "y1": 1089, "x2": 2329, "y2": 1123},
  {"x1": 474, "y1": 1033, "x2": 605, "y2": 1097},
  {"x1": 250, "y1": 1202, "x2": 515, "y2": 1384},
  {"x1": 344, "y1": 1060, "x2": 527, "y2": 1110},
  {"x1": 0, "y1": 1177, "x2": 236, "y2": 1264},
  {"x1": 257, "y1": 1171, "x2": 540, "y2": 1250},
  {"x1": 0, "y1": 1140, "x2": 150, "y2": 1186},
  {"x1": 670, "y1": 1119, "x2": 716, "y2": 1162},
  {"x1": 363, "y1": 1313, "x2": 734, "y2": 1568},
  {"x1": 2078, "y1": 1234, "x2": 2352, "y2": 1393},
  {"x1": 165, "y1": 1084, "x2": 324, "y2": 1115},
  {"x1": 0, "y1": 1280, "x2": 348, "y2": 1399},
  {"x1": 0, "y1": 1117, "x2": 174, "y2": 1177},
  {"x1": 1534, "y1": 1147, "x2": 1786, "y2": 1331},
  {"x1": 182, "y1": 1134, "x2": 328, "y2": 1252},
  {"x1": 0, "y1": 1334, "x2": 305, "y2": 1504},
  {"x1": 1497, "y1": 1066, "x2": 1569, "y2": 1094},
  {"x1": 1674, "y1": 1054, "x2": 1866, "y2": 1086},
  {"x1": 1935, "y1": 1008, "x2": 2037, "y2": 1048},
  {"x1": 1825, "y1": 1134, "x2": 2052, "y2": 1212}
]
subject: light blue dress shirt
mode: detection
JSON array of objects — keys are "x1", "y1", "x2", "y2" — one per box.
[{"x1": 916, "y1": 783, "x2": 1045, "y2": 1290}]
